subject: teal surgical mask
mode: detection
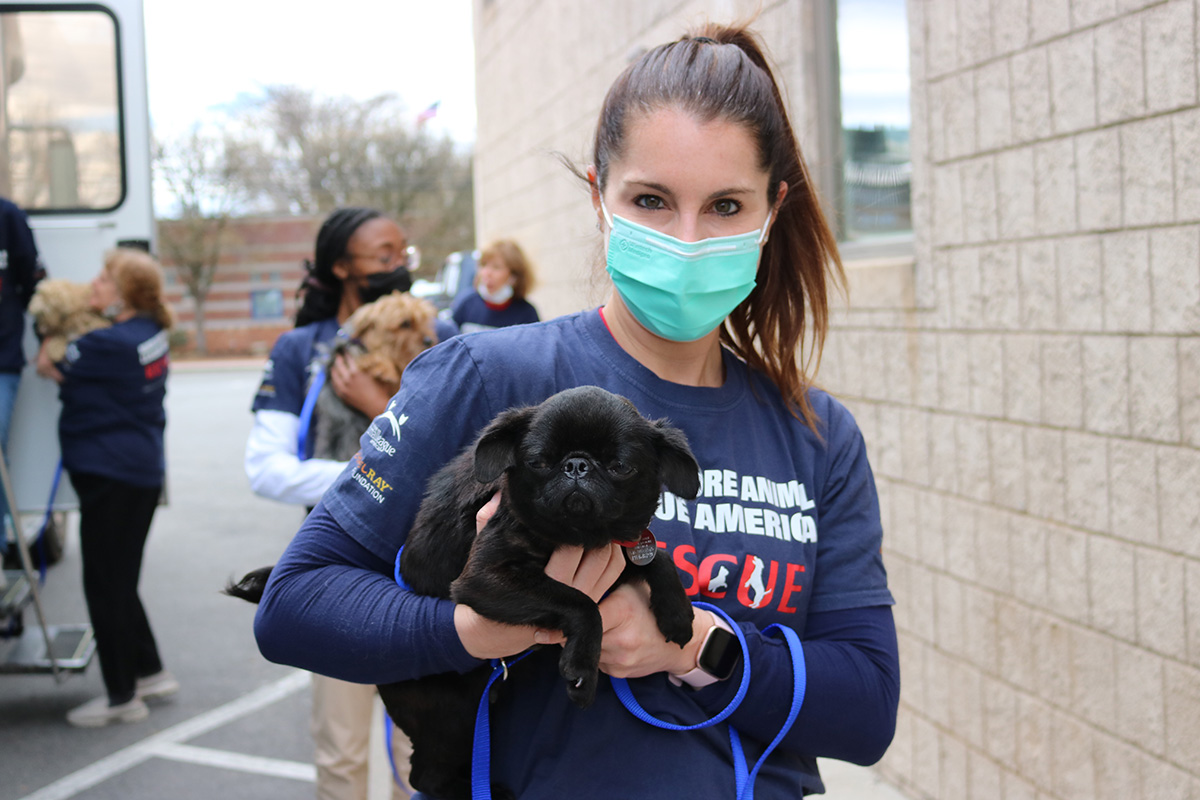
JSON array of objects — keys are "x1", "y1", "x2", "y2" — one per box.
[{"x1": 600, "y1": 196, "x2": 771, "y2": 342}]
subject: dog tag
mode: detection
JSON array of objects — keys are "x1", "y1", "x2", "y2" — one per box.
[{"x1": 622, "y1": 530, "x2": 658, "y2": 567}]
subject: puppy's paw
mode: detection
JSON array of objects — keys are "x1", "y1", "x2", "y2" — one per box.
[
  {"x1": 656, "y1": 606, "x2": 696, "y2": 647},
  {"x1": 564, "y1": 669, "x2": 598, "y2": 708}
]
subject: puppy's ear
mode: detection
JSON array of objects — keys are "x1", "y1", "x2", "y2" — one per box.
[
  {"x1": 653, "y1": 422, "x2": 701, "y2": 500},
  {"x1": 473, "y1": 406, "x2": 535, "y2": 482}
]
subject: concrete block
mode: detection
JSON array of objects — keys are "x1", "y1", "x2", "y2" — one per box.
[
  {"x1": 1128, "y1": 337, "x2": 1180, "y2": 442},
  {"x1": 914, "y1": 488, "x2": 947, "y2": 570},
  {"x1": 1018, "y1": 241, "x2": 1059, "y2": 330},
  {"x1": 1096, "y1": 16, "x2": 1147, "y2": 124},
  {"x1": 1025, "y1": 426, "x2": 1066, "y2": 521},
  {"x1": 1075, "y1": 127, "x2": 1123, "y2": 231},
  {"x1": 1065, "y1": 430, "x2": 1111, "y2": 534},
  {"x1": 975, "y1": 506, "x2": 1012, "y2": 593},
  {"x1": 1057, "y1": 236, "x2": 1104, "y2": 331},
  {"x1": 944, "y1": 497, "x2": 980, "y2": 582},
  {"x1": 1035, "y1": 138, "x2": 1079, "y2": 235},
  {"x1": 900, "y1": 405, "x2": 931, "y2": 485},
  {"x1": 1157, "y1": 445, "x2": 1200, "y2": 558},
  {"x1": 1041, "y1": 335, "x2": 1084, "y2": 429},
  {"x1": 980, "y1": 244, "x2": 1021, "y2": 329},
  {"x1": 1030, "y1": 0, "x2": 1071, "y2": 42},
  {"x1": 1009, "y1": 517, "x2": 1049, "y2": 609},
  {"x1": 955, "y1": 415, "x2": 992, "y2": 503},
  {"x1": 1121, "y1": 117, "x2": 1176, "y2": 227},
  {"x1": 1050, "y1": 710, "x2": 1097, "y2": 799},
  {"x1": 926, "y1": 0, "x2": 960, "y2": 76},
  {"x1": 938, "y1": 734, "x2": 969, "y2": 800},
  {"x1": 1046, "y1": 525, "x2": 1090, "y2": 623},
  {"x1": 1189, "y1": 559, "x2": 1200, "y2": 666},
  {"x1": 933, "y1": 572, "x2": 965, "y2": 658},
  {"x1": 913, "y1": 331, "x2": 941, "y2": 407},
  {"x1": 939, "y1": 328, "x2": 972, "y2": 414},
  {"x1": 911, "y1": 714, "x2": 943, "y2": 798},
  {"x1": 956, "y1": 0, "x2": 994, "y2": 65},
  {"x1": 874, "y1": 401, "x2": 903, "y2": 477},
  {"x1": 1048, "y1": 31, "x2": 1098, "y2": 134},
  {"x1": 1141, "y1": 751, "x2": 1194, "y2": 800},
  {"x1": 1072, "y1": 0, "x2": 1119, "y2": 27},
  {"x1": 989, "y1": 419, "x2": 1027, "y2": 512},
  {"x1": 967, "y1": 748, "x2": 1003, "y2": 800},
  {"x1": 995, "y1": 146, "x2": 1037, "y2": 240},
  {"x1": 1102, "y1": 231, "x2": 1153, "y2": 333},
  {"x1": 1135, "y1": 547, "x2": 1187, "y2": 658},
  {"x1": 1114, "y1": 641, "x2": 1166, "y2": 755},
  {"x1": 1070, "y1": 625, "x2": 1118, "y2": 729},
  {"x1": 1093, "y1": 735, "x2": 1144, "y2": 800},
  {"x1": 969, "y1": 333, "x2": 1004, "y2": 416},
  {"x1": 1090, "y1": 535, "x2": 1138, "y2": 639},
  {"x1": 1082, "y1": 336, "x2": 1130, "y2": 436},
  {"x1": 991, "y1": 0, "x2": 1031, "y2": 54},
  {"x1": 1015, "y1": 694, "x2": 1054, "y2": 781},
  {"x1": 1011, "y1": 48, "x2": 1053, "y2": 142},
  {"x1": 961, "y1": 582, "x2": 999, "y2": 671},
  {"x1": 932, "y1": 163, "x2": 965, "y2": 245},
  {"x1": 981, "y1": 674, "x2": 1018, "y2": 768},
  {"x1": 1150, "y1": 226, "x2": 1200, "y2": 333},
  {"x1": 961, "y1": 157, "x2": 998, "y2": 243},
  {"x1": 1107, "y1": 438, "x2": 1160, "y2": 546},
  {"x1": 975, "y1": 60, "x2": 1013, "y2": 151},
  {"x1": 1144, "y1": 0, "x2": 1198, "y2": 114},
  {"x1": 929, "y1": 411, "x2": 960, "y2": 493},
  {"x1": 1177, "y1": 109, "x2": 1200, "y2": 222},
  {"x1": 1003, "y1": 333, "x2": 1042, "y2": 423}
]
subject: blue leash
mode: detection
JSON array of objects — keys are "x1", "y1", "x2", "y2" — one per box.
[
  {"x1": 295, "y1": 364, "x2": 325, "y2": 461},
  {"x1": 610, "y1": 602, "x2": 806, "y2": 800}
]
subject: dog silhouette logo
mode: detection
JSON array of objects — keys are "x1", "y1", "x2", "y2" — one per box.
[
  {"x1": 707, "y1": 565, "x2": 730, "y2": 594},
  {"x1": 381, "y1": 400, "x2": 408, "y2": 441},
  {"x1": 740, "y1": 555, "x2": 774, "y2": 609}
]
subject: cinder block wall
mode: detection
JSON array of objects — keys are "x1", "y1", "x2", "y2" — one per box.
[{"x1": 820, "y1": 0, "x2": 1200, "y2": 797}]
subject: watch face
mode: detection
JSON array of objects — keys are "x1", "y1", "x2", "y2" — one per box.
[{"x1": 698, "y1": 626, "x2": 741, "y2": 681}]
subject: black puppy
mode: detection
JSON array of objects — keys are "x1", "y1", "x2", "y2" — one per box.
[{"x1": 229, "y1": 385, "x2": 700, "y2": 800}]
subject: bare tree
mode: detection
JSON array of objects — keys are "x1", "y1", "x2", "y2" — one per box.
[
  {"x1": 154, "y1": 126, "x2": 247, "y2": 355},
  {"x1": 229, "y1": 87, "x2": 474, "y2": 271}
]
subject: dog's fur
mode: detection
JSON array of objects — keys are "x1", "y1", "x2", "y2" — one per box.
[
  {"x1": 28, "y1": 279, "x2": 110, "y2": 363},
  {"x1": 313, "y1": 292, "x2": 438, "y2": 461},
  {"x1": 228, "y1": 386, "x2": 701, "y2": 800}
]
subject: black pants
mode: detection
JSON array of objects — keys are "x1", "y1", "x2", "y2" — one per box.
[{"x1": 70, "y1": 471, "x2": 164, "y2": 704}]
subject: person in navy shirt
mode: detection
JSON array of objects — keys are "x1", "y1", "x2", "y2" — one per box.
[
  {"x1": 35, "y1": 247, "x2": 178, "y2": 728},
  {"x1": 254, "y1": 23, "x2": 898, "y2": 799},
  {"x1": 450, "y1": 239, "x2": 540, "y2": 334},
  {"x1": 244, "y1": 207, "x2": 447, "y2": 800},
  {"x1": 0, "y1": 196, "x2": 43, "y2": 550}
]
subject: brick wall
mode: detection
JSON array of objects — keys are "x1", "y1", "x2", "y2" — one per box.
[
  {"x1": 159, "y1": 214, "x2": 321, "y2": 356},
  {"x1": 818, "y1": 1, "x2": 1200, "y2": 797}
]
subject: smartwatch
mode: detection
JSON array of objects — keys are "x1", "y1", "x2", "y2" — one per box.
[{"x1": 671, "y1": 614, "x2": 741, "y2": 689}]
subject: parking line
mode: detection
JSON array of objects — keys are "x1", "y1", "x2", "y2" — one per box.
[
  {"x1": 16, "y1": 670, "x2": 311, "y2": 800},
  {"x1": 150, "y1": 742, "x2": 315, "y2": 782}
]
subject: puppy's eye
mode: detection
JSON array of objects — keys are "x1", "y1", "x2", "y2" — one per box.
[
  {"x1": 526, "y1": 459, "x2": 549, "y2": 471},
  {"x1": 607, "y1": 461, "x2": 634, "y2": 477}
]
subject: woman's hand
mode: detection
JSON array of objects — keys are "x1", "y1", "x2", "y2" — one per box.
[
  {"x1": 329, "y1": 353, "x2": 391, "y2": 418},
  {"x1": 35, "y1": 342, "x2": 63, "y2": 383},
  {"x1": 597, "y1": 585, "x2": 712, "y2": 679},
  {"x1": 453, "y1": 494, "x2": 626, "y2": 660}
]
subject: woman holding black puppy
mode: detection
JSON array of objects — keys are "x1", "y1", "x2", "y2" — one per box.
[{"x1": 254, "y1": 22, "x2": 897, "y2": 799}]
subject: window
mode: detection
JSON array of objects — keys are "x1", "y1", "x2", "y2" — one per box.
[
  {"x1": 826, "y1": 0, "x2": 912, "y2": 249},
  {"x1": 0, "y1": 8, "x2": 124, "y2": 212}
]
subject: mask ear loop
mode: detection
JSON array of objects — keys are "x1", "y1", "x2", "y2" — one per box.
[
  {"x1": 757, "y1": 209, "x2": 774, "y2": 246},
  {"x1": 597, "y1": 194, "x2": 615, "y2": 231}
]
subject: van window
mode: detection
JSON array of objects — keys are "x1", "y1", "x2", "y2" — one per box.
[{"x1": 0, "y1": 8, "x2": 123, "y2": 212}]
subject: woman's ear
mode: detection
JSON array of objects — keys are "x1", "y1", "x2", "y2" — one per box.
[
  {"x1": 331, "y1": 258, "x2": 350, "y2": 282},
  {"x1": 765, "y1": 180, "x2": 788, "y2": 242},
  {"x1": 588, "y1": 165, "x2": 604, "y2": 228}
]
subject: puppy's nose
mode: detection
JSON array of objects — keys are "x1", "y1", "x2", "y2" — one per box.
[{"x1": 562, "y1": 457, "x2": 590, "y2": 479}]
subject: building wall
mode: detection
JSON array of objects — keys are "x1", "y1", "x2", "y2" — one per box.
[
  {"x1": 473, "y1": 0, "x2": 1200, "y2": 798},
  {"x1": 159, "y1": 215, "x2": 321, "y2": 355}
]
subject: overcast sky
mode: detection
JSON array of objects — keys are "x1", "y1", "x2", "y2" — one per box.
[{"x1": 142, "y1": 0, "x2": 477, "y2": 144}]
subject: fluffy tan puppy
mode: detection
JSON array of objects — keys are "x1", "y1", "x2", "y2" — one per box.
[{"x1": 28, "y1": 279, "x2": 111, "y2": 362}]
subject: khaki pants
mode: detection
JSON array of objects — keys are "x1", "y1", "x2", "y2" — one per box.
[{"x1": 311, "y1": 673, "x2": 413, "y2": 800}]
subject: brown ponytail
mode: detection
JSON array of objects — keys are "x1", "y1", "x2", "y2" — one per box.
[{"x1": 106, "y1": 248, "x2": 176, "y2": 331}]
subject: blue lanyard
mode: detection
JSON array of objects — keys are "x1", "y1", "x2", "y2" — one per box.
[
  {"x1": 295, "y1": 365, "x2": 325, "y2": 461},
  {"x1": 610, "y1": 602, "x2": 806, "y2": 800}
]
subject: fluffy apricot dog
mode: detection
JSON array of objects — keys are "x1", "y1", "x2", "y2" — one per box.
[
  {"x1": 313, "y1": 291, "x2": 439, "y2": 460},
  {"x1": 28, "y1": 279, "x2": 111, "y2": 363}
]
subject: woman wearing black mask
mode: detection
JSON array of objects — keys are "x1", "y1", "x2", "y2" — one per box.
[{"x1": 244, "y1": 207, "x2": 442, "y2": 799}]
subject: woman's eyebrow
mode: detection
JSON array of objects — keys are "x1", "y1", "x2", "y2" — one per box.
[{"x1": 624, "y1": 180, "x2": 757, "y2": 200}]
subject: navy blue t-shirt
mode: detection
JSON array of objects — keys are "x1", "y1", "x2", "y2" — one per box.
[
  {"x1": 312, "y1": 309, "x2": 892, "y2": 798},
  {"x1": 0, "y1": 198, "x2": 42, "y2": 373},
  {"x1": 58, "y1": 316, "x2": 169, "y2": 487},
  {"x1": 450, "y1": 291, "x2": 539, "y2": 334}
]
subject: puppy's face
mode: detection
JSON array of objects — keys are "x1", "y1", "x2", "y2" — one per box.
[
  {"x1": 474, "y1": 386, "x2": 700, "y2": 548},
  {"x1": 342, "y1": 292, "x2": 438, "y2": 395}
]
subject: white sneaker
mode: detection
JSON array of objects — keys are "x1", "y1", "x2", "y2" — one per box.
[
  {"x1": 67, "y1": 695, "x2": 149, "y2": 728},
  {"x1": 136, "y1": 670, "x2": 180, "y2": 700}
]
